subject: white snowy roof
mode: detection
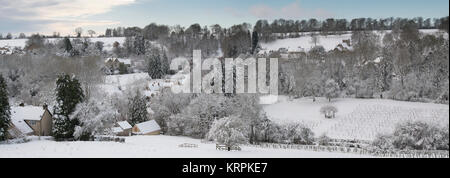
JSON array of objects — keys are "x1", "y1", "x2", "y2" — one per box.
[
  {"x1": 117, "y1": 121, "x2": 132, "y2": 130},
  {"x1": 10, "y1": 117, "x2": 34, "y2": 135},
  {"x1": 374, "y1": 57, "x2": 382, "y2": 63},
  {"x1": 105, "y1": 57, "x2": 115, "y2": 63},
  {"x1": 11, "y1": 106, "x2": 45, "y2": 121},
  {"x1": 112, "y1": 127, "x2": 123, "y2": 133},
  {"x1": 9, "y1": 106, "x2": 45, "y2": 135},
  {"x1": 118, "y1": 58, "x2": 131, "y2": 65},
  {"x1": 134, "y1": 120, "x2": 161, "y2": 134}
]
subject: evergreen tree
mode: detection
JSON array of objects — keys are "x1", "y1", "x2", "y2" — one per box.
[
  {"x1": 134, "y1": 35, "x2": 146, "y2": 55},
  {"x1": 63, "y1": 37, "x2": 72, "y2": 52},
  {"x1": 53, "y1": 74, "x2": 85, "y2": 140},
  {"x1": 147, "y1": 53, "x2": 164, "y2": 79},
  {"x1": 128, "y1": 91, "x2": 148, "y2": 126},
  {"x1": 161, "y1": 50, "x2": 170, "y2": 74},
  {"x1": 0, "y1": 75, "x2": 11, "y2": 141},
  {"x1": 251, "y1": 31, "x2": 259, "y2": 54}
]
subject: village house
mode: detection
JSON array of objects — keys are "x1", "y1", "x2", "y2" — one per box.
[
  {"x1": 132, "y1": 120, "x2": 161, "y2": 135},
  {"x1": 8, "y1": 104, "x2": 53, "y2": 138},
  {"x1": 0, "y1": 47, "x2": 12, "y2": 55},
  {"x1": 112, "y1": 121, "x2": 132, "y2": 136},
  {"x1": 104, "y1": 57, "x2": 132, "y2": 73}
]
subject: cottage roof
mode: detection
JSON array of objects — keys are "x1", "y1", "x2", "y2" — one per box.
[
  {"x1": 11, "y1": 106, "x2": 45, "y2": 121},
  {"x1": 117, "y1": 121, "x2": 132, "y2": 130},
  {"x1": 112, "y1": 127, "x2": 123, "y2": 133},
  {"x1": 10, "y1": 106, "x2": 45, "y2": 134},
  {"x1": 134, "y1": 120, "x2": 161, "y2": 134},
  {"x1": 10, "y1": 117, "x2": 34, "y2": 134},
  {"x1": 118, "y1": 58, "x2": 131, "y2": 65}
]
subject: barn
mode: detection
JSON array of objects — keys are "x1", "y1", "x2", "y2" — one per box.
[{"x1": 132, "y1": 120, "x2": 161, "y2": 135}]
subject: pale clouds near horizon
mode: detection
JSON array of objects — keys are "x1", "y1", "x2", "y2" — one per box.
[
  {"x1": 0, "y1": 0, "x2": 447, "y2": 36},
  {"x1": 0, "y1": 0, "x2": 334, "y2": 35},
  {"x1": 0, "y1": 0, "x2": 137, "y2": 35},
  {"x1": 249, "y1": 1, "x2": 332, "y2": 19}
]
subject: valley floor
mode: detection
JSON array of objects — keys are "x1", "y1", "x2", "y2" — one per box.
[
  {"x1": 264, "y1": 97, "x2": 449, "y2": 141},
  {"x1": 0, "y1": 135, "x2": 373, "y2": 158}
]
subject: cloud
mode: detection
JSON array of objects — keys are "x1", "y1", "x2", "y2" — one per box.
[
  {"x1": 0, "y1": 0, "x2": 137, "y2": 34},
  {"x1": 224, "y1": 7, "x2": 246, "y2": 18},
  {"x1": 249, "y1": 0, "x2": 333, "y2": 19},
  {"x1": 249, "y1": 4, "x2": 277, "y2": 18}
]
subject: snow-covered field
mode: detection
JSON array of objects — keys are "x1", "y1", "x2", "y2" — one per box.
[
  {"x1": 259, "y1": 29, "x2": 445, "y2": 53},
  {"x1": 0, "y1": 37, "x2": 125, "y2": 51},
  {"x1": 99, "y1": 73, "x2": 151, "y2": 95},
  {"x1": 260, "y1": 33, "x2": 353, "y2": 53},
  {"x1": 98, "y1": 72, "x2": 184, "y2": 97},
  {"x1": 264, "y1": 97, "x2": 449, "y2": 141},
  {"x1": 0, "y1": 135, "x2": 372, "y2": 158}
]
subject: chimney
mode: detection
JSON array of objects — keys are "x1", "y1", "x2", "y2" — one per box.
[{"x1": 43, "y1": 104, "x2": 48, "y2": 111}]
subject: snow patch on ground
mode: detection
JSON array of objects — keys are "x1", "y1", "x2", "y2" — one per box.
[
  {"x1": 0, "y1": 135, "x2": 371, "y2": 158},
  {"x1": 264, "y1": 97, "x2": 449, "y2": 141},
  {"x1": 260, "y1": 34, "x2": 352, "y2": 53},
  {"x1": 99, "y1": 73, "x2": 150, "y2": 95},
  {"x1": 259, "y1": 29, "x2": 446, "y2": 53},
  {"x1": 0, "y1": 37, "x2": 125, "y2": 51}
]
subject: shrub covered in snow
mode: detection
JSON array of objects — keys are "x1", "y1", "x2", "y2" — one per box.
[
  {"x1": 372, "y1": 121, "x2": 449, "y2": 151},
  {"x1": 317, "y1": 134, "x2": 332, "y2": 146},
  {"x1": 207, "y1": 116, "x2": 249, "y2": 148},
  {"x1": 70, "y1": 98, "x2": 117, "y2": 140},
  {"x1": 150, "y1": 89, "x2": 193, "y2": 133},
  {"x1": 320, "y1": 105, "x2": 338, "y2": 119},
  {"x1": 372, "y1": 134, "x2": 395, "y2": 150}
]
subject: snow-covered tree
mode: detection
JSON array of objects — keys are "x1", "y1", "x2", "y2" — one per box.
[
  {"x1": 53, "y1": 74, "x2": 85, "y2": 140},
  {"x1": 180, "y1": 94, "x2": 230, "y2": 138},
  {"x1": 284, "y1": 123, "x2": 315, "y2": 145},
  {"x1": 310, "y1": 33, "x2": 320, "y2": 47},
  {"x1": 147, "y1": 52, "x2": 164, "y2": 79},
  {"x1": 150, "y1": 89, "x2": 192, "y2": 133},
  {"x1": 128, "y1": 91, "x2": 148, "y2": 126},
  {"x1": 161, "y1": 50, "x2": 170, "y2": 75},
  {"x1": 320, "y1": 105, "x2": 338, "y2": 118},
  {"x1": 324, "y1": 79, "x2": 340, "y2": 102},
  {"x1": 134, "y1": 35, "x2": 146, "y2": 55},
  {"x1": 207, "y1": 116, "x2": 248, "y2": 149},
  {"x1": 70, "y1": 98, "x2": 117, "y2": 140},
  {"x1": 0, "y1": 75, "x2": 11, "y2": 141}
]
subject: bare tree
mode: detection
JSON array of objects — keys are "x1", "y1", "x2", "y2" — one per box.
[
  {"x1": 310, "y1": 33, "x2": 319, "y2": 47},
  {"x1": 75, "y1": 27, "x2": 83, "y2": 38},
  {"x1": 88, "y1": 30, "x2": 96, "y2": 38}
]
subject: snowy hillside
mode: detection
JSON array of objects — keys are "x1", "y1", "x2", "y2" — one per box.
[
  {"x1": 99, "y1": 73, "x2": 151, "y2": 95},
  {"x1": 0, "y1": 135, "x2": 371, "y2": 158},
  {"x1": 260, "y1": 33, "x2": 353, "y2": 53},
  {"x1": 259, "y1": 29, "x2": 445, "y2": 53},
  {"x1": 0, "y1": 37, "x2": 125, "y2": 51},
  {"x1": 264, "y1": 97, "x2": 449, "y2": 141}
]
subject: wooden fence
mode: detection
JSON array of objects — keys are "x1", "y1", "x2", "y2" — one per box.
[{"x1": 246, "y1": 143, "x2": 449, "y2": 158}]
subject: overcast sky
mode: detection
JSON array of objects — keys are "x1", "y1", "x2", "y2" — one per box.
[{"x1": 0, "y1": 0, "x2": 448, "y2": 36}]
